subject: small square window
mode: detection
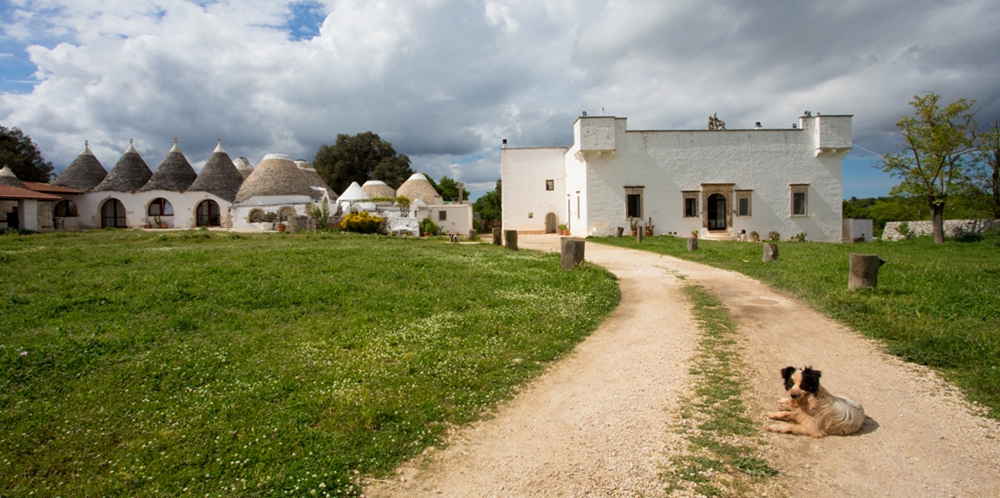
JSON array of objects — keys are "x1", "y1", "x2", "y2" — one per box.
[
  {"x1": 439, "y1": 211, "x2": 447, "y2": 221},
  {"x1": 684, "y1": 198, "x2": 697, "y2": 218},
  {"x1": 736, "y1": 192, "x2": 752, "y2": 217},
  {"x1": 545, "y1": 179, "x2": 554, "y2": 191}
]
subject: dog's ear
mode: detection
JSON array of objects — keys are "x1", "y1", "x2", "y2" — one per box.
[
  {"x1": 800, "y1": 367, "x2": 821, "y2": 394},
  {"x1": 780, "y1": 366, "x2": 796, "y2": 391}
]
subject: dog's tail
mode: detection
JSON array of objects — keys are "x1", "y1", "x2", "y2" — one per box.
[{"x1": 826, "y1": 394, "x2": 865, "y2": 435}]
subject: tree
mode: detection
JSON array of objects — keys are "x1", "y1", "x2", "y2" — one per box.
[
  {"x1": 882, "y1": 93, "x2": 977, "y2": 243},
  {"x1": 473, "y1": 180, "x2": 502, "y2": 221},
  {"x1": 313, "y1": 132, "x2": 414, "y2": 194},
  {"x1": 972, "y1": 121, "x2": 1000, "y2": 218},
  {"x1": 0, "y1": 125, "x2": 54, "y2": 182},
  {"x1": 436, "y1": 175, "x2": 471, "y2": 202}
]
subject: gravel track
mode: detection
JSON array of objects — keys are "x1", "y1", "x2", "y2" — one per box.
[{"x1": 367, "y1": 236, "x2": 1000, "y2": 497}]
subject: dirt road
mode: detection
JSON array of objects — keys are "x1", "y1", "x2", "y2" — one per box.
[{"x1": 368, "y1": 236, "x2": 1000, "y2": 497}]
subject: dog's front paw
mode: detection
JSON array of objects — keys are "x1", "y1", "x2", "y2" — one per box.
[
  {"x1": 776, "y1": 399, "x2": 792, "y2": 411},
  {"x1": 765, "y1": 411, "x2": 784, "y2": 420}
]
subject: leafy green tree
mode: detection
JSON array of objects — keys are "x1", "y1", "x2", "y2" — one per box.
[
  {"x1": 0, "y1": 125, "x2": 54, "y2": 182},
  {"x1": 313, "y1": 132, "x2": 413, "y2": 194},
  {"x1": 882, "y1": 93, "x2": 977, "y2": 243},
  {"x1": 973, "y1": 121, "x2": 1000, "y2": 218},
  {"x1": 473, "y1": 180, "x2": 502, "y2": 221},
  {"x1": 436, "y1": 175, "x2": 471, "y2": 202}
]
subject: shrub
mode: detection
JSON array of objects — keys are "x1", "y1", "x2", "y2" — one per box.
[
  {"x1": 791, "y1": 232, "x2": 806, "y2": 242},
  {"x1": 307, "y1": 202, "x2": 331, "y2": 230},
  {"x1": 897, "y1": 221, "x2": 910, "y2": 238},
  {"x1": 421, "y1": 217, "x2": 440, "y2": 235},
  {"x1": 472, "y1": 217, "x2": 483, "y2": 233},
  {"x1": 768, "y1": 231, "x2": 780, "y2": 241},
  {"x1": 340, "y1": 212, "x2": 386, "y2": 234}
]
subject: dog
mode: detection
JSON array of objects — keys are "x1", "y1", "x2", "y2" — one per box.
[{"x1": 765, "y1": 366, "x2": 865, "y2": 438}]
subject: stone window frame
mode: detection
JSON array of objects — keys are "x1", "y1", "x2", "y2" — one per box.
[
  {"x1": 736, "y1": 189, "x2": 752, "y2": 217},
  {"x1": 682, "y1": 190, "x2": 699, "y2": 218},
  {"x1": 439, "y1": 210, "x2": 447, "y2": 221},
  {"x1": 790, "y1": 184, "x2": 809, "y2": 217},
  {"x1": 624, "y1": 186, "x2": 644, "y2": 219},
  {"x1": 545, "y1": 179, "x2": 554, "y2": 191}
]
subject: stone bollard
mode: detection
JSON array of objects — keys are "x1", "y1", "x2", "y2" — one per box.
[
  {"x1": 492, "y1": 227, "x2": 502, "y2": 246},
  {"x1": 504, "y1": 230, "x2": 518, "y2": 251},
  {"x1": 615, "y1": 226, "x2": 624, "y2": 238},
  {"x1": 849, "y1": 253, "x2": 887, "y2": 290},
  {"x1": 763, "y1": 243, "x2": 778, "y2": 262},
  {"x1": 561, "y1": 237, "x2": 586, "y2": 270},
  {"x1": 687, "y1": 237, "x2": 698, "y2": 251},
  {"x1": 287, "y1": 215, "x2": 308, "y2": 234},
  {"x1": 468, "y1": 229, "x2": 477, "y2": 241},
  {"x1": 636, "y1": 227, "x2": 643, "y2": 243}
]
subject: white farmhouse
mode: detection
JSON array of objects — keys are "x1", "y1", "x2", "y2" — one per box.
[{"x1": 501, "y1": 113, "x2": 852, "y2": 242}]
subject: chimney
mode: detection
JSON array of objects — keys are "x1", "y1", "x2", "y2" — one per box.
[{"x1": 502, "y1": 139, "x2": 507, "y2": 149}]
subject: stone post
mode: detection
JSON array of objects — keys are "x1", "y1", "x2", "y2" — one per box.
[
  {"x1": 763, "y1": 243, "x2": 778, "y2": 262},
  {"x1": 492, "y1": 227, "x2": 502, "y2": 246},
  {"x1": 615, "y1": 226, "x2": 624, "y2": 238},
  {"x1": 849, "y1": 253, "x2": 886, "y2": 290},
  {"x1": 687, "y1": 238, "x2": 698, "y2": 251},
  {"x1": 636, "y1": 227, "x2": 643, "y2": 243},
  {"x1": 561, "y1": 238, "x2": 586, "y2": 270},
  {"x1": 504, "y1": 230, "x2": 518, "y2": 251}
]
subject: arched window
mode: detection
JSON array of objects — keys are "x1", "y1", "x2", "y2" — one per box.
[
  {"x1": 54, "y1": 200, "x2": 78, "y2": 217},
  {"x1": 248, "y1": 209, "x2": 264, "y2": 222},
  {"x1": 197, "y1": 200, "x2": 221, "y2": 227},
  {"x1": 148, "y1": 198, "x2": 174, "y2": 217},
  {"x1": 278, "y1": 206, "x2": 296, "y2": 221},
  {"x1": 101, "y1": 199, "x2": 127, "y2": 228}
]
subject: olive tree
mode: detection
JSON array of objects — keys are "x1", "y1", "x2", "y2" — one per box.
[{"x1": 881, "y1": 93, "x2": 976, "y2": 243}]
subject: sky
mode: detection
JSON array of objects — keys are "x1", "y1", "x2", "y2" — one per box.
[{"x1": 1, "y1": 0, "x2": 999, "y2": 201}]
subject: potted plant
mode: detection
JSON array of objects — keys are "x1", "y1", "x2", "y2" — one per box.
[
  {"x1": 645, "y1": 217, "x2": 654, "y2": 236},
  {"x1": 558, "y1": 223, "x2": 569, "y2": 235},
  {"x1": 629, "y1": 218, "x2": 638, "y2": 236},
  {"x1": 691, "y1": 230, "x2": 699, "y2": 239},
  {"x1": 145, "y1": 220, "x2": 153, "y2": 229},
  {"x1": 153, "y1": 215, "x2": 163, "y2": 228}
]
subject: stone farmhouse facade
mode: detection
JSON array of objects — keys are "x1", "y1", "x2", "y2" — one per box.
[{"x1": 501, "y1": 113, "x2": 853, "y2": 242}]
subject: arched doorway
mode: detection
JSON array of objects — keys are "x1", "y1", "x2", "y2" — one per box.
[
  {"x1": 545, "y1": 212, "x2": 557, "y2": 233},
  {"x1": 196, "y1": 200, "x2": 221, "y2": 227},
  {"x1": 707, "y1": 193, "x2": 727, "y2": 230},
  {"x1": 101, "y1": 199, "x2": 127, "y2": 228}
]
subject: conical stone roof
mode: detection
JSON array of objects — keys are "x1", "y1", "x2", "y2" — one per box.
[
  {"x1": 234, "y1": 153, "x2": 315, "y2": 203},
  {"x1": 362, "y1": 179, "x2": 396, "y2": 198},
  {"x1": 397, "y1": 172, "x2": 443, "y2": 205},
  {"x1": 233, "y1": 157, "x2": 254, "y2": 179},
  {"x1": 338, "y1": 181, "x2": 370, "y2": 202},
  {"x1": 0, "y1": 165, "x2": 27, "y2": 188},
  {"x1": 188, "y1": 140, "x2": 244, "y2": 202},
  {"x1": 52, "y1": 141, "x2": 107, "y2": 192},
  {"x1": 139, "y1": 139, "x2": 198, "y2": 192},
  {"x1": 295, "y1": 161, "x2": 335, "y2": 201},
  {"x1": 92, "y1": 139, "x2": 153, "y2": 193}
]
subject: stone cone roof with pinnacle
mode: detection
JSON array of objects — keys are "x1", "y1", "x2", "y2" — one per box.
[
  {"x1": 188, "y1": 140, "x2": 245, "y2": 202},
  {"x1": 139, "y1": 139, "x2": 198, "y2": 192},
  {"x1": 234, "y1": 154, "x2": 316, "y2": 203},
  {"x1": 92, "y1": 139, "x2": 153, "y2": 192},
  {"x1": 52, "y1": 141, "x2": 107, "y2": 192}
]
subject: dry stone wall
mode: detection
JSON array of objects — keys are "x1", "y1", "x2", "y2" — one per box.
[{"x1": 882, "y1": 219, "x2": 997, "y2": 241}]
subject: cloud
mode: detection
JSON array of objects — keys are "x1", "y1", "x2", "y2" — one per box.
[{"x1": 0, "y1": 0, "x2": 998, "y2": 199}]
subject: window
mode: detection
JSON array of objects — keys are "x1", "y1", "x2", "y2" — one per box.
[
  {"x1": 545, "y1": 179, "x2": 554, "y2": 191},
  {"x1": 101, "y1": 199, "x2": 127, "y2": 228},
  {"x1": 148, "y1": 198, "x2": 174, "y2": 217},
  {"x1": 439, "y1": 210, "x2": 447, "y2": 221},
  {"x1": 54, "y1": 200, "x2": 78, "y2": 217},
  {"x1": 625, "y1": 186, "x2": 644, "y2": 219},
  {"x1": 736, "y1": 191, "x2": 752, "y2": 217},
  {"x1": 196, "y1": 200, "x2": 221, "y2": 227},
  {"x1": 683, "y1": 191, "x2": 698, "y2": 217},
  {"x1": 790, "y1": 185, "x2": 808, "y2": 216}
]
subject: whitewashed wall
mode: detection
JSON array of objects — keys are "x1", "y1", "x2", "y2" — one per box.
[
  {"x1": 73, "y1": 191, "x2": 234, "y2": 229},
  {"x1": 414, "y1": 203, "x2": 473, "y2": 234},
  {"x1": 842, "y1": 219, "x2": 874, "y2": 242},
  {"x1": 502, "y1": 114, "x2": 850, "y2": 242},
  {"x1": 500, "y1": 147, "x2": 568, "y2": 233}
]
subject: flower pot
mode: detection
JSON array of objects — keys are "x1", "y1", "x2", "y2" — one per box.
[
  {"x1": 145, "y1": 223, "x2": 152, "y2": 229},
  {"x1": 160, "y1": 223, "x2": 168, "y2": 229},
  {"x1": 277, "y1": 224, "x2": 287, "y2": 233},
  {"x1": 423, "y1": 232, "x2": 432, "y2": 237}
]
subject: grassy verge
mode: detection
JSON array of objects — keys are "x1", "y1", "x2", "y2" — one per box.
[
  {"x1": 0, "y1": 229, "x2": 619, "y2": 496},
  {"x1": 593, "y1": 233, "x2": 1000, "y2": 419},
  {"x1": 664, "y1": 283, "x2": 779, "y2": 497}
]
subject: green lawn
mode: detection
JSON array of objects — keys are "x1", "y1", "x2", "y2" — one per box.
[
  {"x1": 1, "y1": 230, "x2": 619, "y2": 496},
  {"x1": 593, "y1": 234, "x2": 1000, "y2": 420}
]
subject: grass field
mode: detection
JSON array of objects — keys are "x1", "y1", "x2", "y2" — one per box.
[
  {"x1": 593, "y1": 233, "x2": 1000, "y2": 420},
  {"x1": 0, "y1": 229, "x2": 619, "y2": 496}
]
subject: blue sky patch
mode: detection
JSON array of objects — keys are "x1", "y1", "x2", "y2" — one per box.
[{"x1": 286, "y1": 2, "x2": 327, "y2": 41}]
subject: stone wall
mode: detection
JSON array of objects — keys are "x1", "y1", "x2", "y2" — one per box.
[{"x1": 882, "y1": 219, "x2": 997, "y2": 241}]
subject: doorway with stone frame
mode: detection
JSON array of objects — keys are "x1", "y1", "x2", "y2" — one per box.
[{"x1": 700, "y1": 183, "x2": 734, "y2": 238}]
